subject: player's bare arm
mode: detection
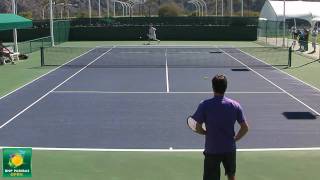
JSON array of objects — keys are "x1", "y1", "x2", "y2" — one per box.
[{"x1": 235, "y1": 121, "x2": 249, "y2": 142}]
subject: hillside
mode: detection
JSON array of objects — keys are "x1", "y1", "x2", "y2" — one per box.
[{"x1": 2, "y1": 0, "x2": 318, "y2": 19}]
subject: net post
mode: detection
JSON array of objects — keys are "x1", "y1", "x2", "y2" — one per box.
[
  {"x1": 40, "y1": 47, "x2": 45, "y2": 66},
  {"x1": 29, "y1": 40, "x2": 32, "y2": 54},
  {"x1": 288, "y1": 46, "x2": 292, "y2": 67}
]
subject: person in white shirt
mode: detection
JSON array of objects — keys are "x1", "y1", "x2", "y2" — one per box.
[
  {"x1": 291, "y1": 26, "x2": 298, "y2": 49},
  {"x1": 147, "y1": 24, "x2": 160, "y2": 45},
  {"x1": 310, "y1": 26, "x2": 318, "y2": 53}
]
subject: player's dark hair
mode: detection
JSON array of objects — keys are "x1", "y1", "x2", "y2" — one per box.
[{"x1": 212, "y1": 74, "x2": 227, "y2": 94}]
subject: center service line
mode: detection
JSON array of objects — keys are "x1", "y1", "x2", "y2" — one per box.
[{"x1": 165, "y1": 48, "x2": 170, "y2": 93}]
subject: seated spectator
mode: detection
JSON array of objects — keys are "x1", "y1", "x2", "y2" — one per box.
[{"x1": 0, "y1": 41, "x2": 13, "y2": 64}]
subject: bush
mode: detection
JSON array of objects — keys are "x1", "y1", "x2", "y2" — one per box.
[
  {"x1": 19, "y1": 11, "x2": 33, "y2": 19},
  {"x1": 158, "y1": 2, "x2": 182, "y2": 17}
]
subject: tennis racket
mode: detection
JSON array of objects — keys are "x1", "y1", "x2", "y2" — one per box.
[{"x1": 187, "y1": 116, "x2": 206, "y2": 132}]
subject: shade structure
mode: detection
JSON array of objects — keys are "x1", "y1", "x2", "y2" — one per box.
[
  {"x1": 0, "y1": 13, "x2": 32, "y2": 31},
  {"x1": 260, "y1": 0, "x2": 320, "y2": 24}
]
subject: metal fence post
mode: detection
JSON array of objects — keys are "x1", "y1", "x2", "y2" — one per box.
[{"x1": 40, "y1": 47, "x2": 45, "y2": 66}]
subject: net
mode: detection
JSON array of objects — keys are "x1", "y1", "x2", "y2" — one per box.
[
  {"x1": 18, "y1": 36, "x2": 52, "y2": 54},
  {"x1": 40, "y1": 46, "x2": 290, "y2": 68}
]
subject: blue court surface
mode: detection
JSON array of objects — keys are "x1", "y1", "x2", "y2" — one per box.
[{"x1": 0, "y1": 46, "x2": 319, "y2": 150}]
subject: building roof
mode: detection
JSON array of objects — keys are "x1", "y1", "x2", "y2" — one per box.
[{"x1": 260, "y1": 0, "x2": 320, "y2": 23}]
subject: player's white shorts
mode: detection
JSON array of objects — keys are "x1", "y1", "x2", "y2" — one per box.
[{"x1": 148, "y1": 34, "x2": 157, "y2": 40}]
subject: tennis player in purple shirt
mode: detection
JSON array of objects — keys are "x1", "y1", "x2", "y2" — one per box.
[{"x1": 192, "y1": 74, "x2": 249, "y2": 180}]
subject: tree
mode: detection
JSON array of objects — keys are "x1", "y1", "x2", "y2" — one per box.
[
  {"x1": 144, "y1": 0, "x2": 157, "y2": 17},
  {"x1": 19, "y1": 11, "x2": 33, "y2": 19},
  {"x1": 158, "y1": 2, "x2": 181, "y2": 17},
  {"x1": 38, "y1": 0, "x2": 49, "y2": 19}
]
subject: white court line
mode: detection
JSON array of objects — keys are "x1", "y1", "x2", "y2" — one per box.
[
  {"x1": 221, "y1": 49, "x2": 320, "y2": 116},
  {"x1": 52, "y1": 91, "x2": 285, "y2": 94},
  {"x1": 1, "y1": 146, "x2": 320, "y2": 152},
  {"x1": 0, "y1": 46, "x2": 116, "y2": 130},
  {"x1": 168, "y1": 52, "x2": 203, "y2": 54},
  {"x1": 0, "y1": 48, "x2": 96, "y2": 101},
  {"x1": 165, "y1": 48, "x2": 170, "y2": 93},
  {"x1": 119, "y1": 52, "x2": 152, "y2": 54},
  {"x1": 238, "y1": 49, "x2": 320, "y2": 93},
  {"x1": 97, "y1": 45, "x2": 215, "y2": 48}
]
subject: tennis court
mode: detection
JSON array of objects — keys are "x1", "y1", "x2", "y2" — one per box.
[
  {"x1": 0, "y1": 44, "x2": 320, "y2": 179},
  {"x1": 0, "y1": 45, "x2": 319, "y2": 150}
]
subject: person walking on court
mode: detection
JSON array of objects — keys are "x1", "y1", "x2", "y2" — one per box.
[
  {"x1": 191, "y1": 74, "x2": 249, "y2": 180},
  {"x1": 147, "y1": 23, "x2": 160, "y2": 45}
]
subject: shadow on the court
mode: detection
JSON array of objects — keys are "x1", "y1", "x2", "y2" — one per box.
[
  {"x1": 282, "y1": 112, "x2": 318, "y2": 120},
  {"x1": 231, "y1": 68, "x2": 250, "y2": 71}
]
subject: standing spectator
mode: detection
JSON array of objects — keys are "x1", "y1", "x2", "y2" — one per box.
[
  {"x1": 291, "y1": 26, "x2": 298, "y2": 49},
  {"x1": 303, "y1": 27, "x2": 309, "y2": 52},
  {"x1": 310, "y1": 26, "x2": 318, "y2": 53},
  {"x1": 298, "y1": 29, "x2": 304, "y2": 51}
]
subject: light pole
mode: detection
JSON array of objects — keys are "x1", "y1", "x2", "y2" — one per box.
[
  {"x1": 123, "y1": 2, "x2": 129, "y2": 16},
  {"x1": 42, "y1": 4, "x2": 49, "y2": 19},
  {"x1": 195, "y1": 0, "x2": 203, "y2": 16},
  {"x1": 222, "y1": 0, "x2": 224, "y2": 16},
  {"x1": 59, "y1": 3, "x2": 78, "y2": 19},
  {"x1": 215, "y1": 0, "x2": 217, "y2": 16},
  {"x1": 43, "y1": 2, "x2": 74, "y2": 19},
  {"x1": 98, "y1": 0, "x2": 101, "y2": 17},
  {"x1": 107, "y1": 0, "x2": 110, "y2": 17},
  {"x1": 50, "y1": 0, "x2": 54, "y2": 46},
  {"x1": 89, "y1": 0, "x2": 92, "y2": 19},
  {"x1": 128, "y1": 0, "x2": 135, "y2": 17},
  {"x1": 230, "y1": 0, "x2": 233, "y2": 16},
  {"x1": 55, "y1": 3, "x2": 65, "y2": 19},
  {"x1": 188, "y1": 1, "x2": 200, "y2": 16},
  {"x1": 113, "y1": 0, "x2": 125, "y2": 16},
  {"x1": 11, "y1": 0, "x2": 18, "y2": 52},
  {"x1": 66, "y1": 3, "x2": 78, "y2": 18},
  {"x1": 113, "y1": 1, "x2": 116, "y2": 16},
  {"x1": 198, "y1": 0, "x2": 207, "y2": 16},
  {"x1": 282, "y1": 0, "x2": 286, "y2": 47},
  {"x1": 192, "y1": 0, "x2": 203, "y2": 16},
  {"x1": 241, "y1": 0, "x2": 243, "y2": 16}
]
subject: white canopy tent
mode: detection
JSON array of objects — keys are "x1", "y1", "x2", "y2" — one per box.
[{"x1": 260, "y1": 0, "x2": 320, "y2": 25}]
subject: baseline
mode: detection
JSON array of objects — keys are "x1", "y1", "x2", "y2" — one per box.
[
  {"x1": 51, "y1": 91, "x2": 285, "y2": 94},
  {"x1": 1, "y1": 146, "x2": 320, "y2": 152}
]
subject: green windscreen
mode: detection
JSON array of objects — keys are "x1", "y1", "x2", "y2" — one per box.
[{"x1": 53, "y1": 20, "x2": 70, "y2": 45}]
